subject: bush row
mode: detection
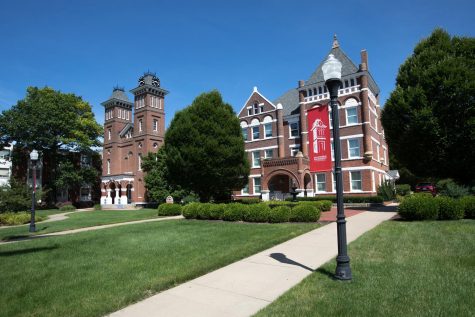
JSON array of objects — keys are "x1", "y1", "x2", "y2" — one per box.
[
  {"x1": 287, "y1": 196, "x2": 384, "y2": 203},
  {"x1": 0, "y1": 212, "x2": 46, "y2": 226},
  {"x1": 181, "y1": 202, "x2": 321, "y2": 223},
  {"x1": 398, "y1": 194, "x2": 475, "y2": 220}
]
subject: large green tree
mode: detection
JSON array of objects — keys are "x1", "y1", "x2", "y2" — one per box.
[
  {"x1": 381, "y1": 29, "x2": 475, "y2": 184},
  {"x1": 165, "y1": 90, "x2": 249, "y2": 202},
  {"x1": 0, "y1": 87, "x2": 103, "y2": 201}
]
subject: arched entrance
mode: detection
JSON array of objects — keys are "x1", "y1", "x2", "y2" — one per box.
[
  {"x1": 126, "y1": 184, "x2": 133, "y2": 204},
  {"x1": 110, "y1": 182, "x2": 116, "y2": 204},
  {"x1": 267, "y1": 171, "x2": 300, "y2": 201}
]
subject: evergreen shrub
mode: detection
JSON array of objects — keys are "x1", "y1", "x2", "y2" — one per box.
[
  {"x1": 243, "y1": 204, "x2": 271, "y2": 222},
  {"x1": 208, "y1": 204, "x2": 226, "y2": 220},
  {"x1": 223, "y1": 204, "x2": 246, "y2": 221},
  {"x1": 290, "y1": 204, "x2": 320, "y2": 222},
  {"x1": 182, "y1": 202, "x2": 201, "y2": 219},
  {"x1": 435, "y1": 196, "x2": 464, "y2": 220},
  {"x1": 236, "y1": 198, "x2": 261, "y2": 204},
  {"x1": 268, "y1": 206, "x2": 291, "y2": 223},
  {"x1": 0, "y1": 212, "x2": 45, "y2": 226},
  {"x1": 398, "y1": 194, "x2": 439, "y2": 220},
  {"x1": 396, "y1": 184, "x2": 411, "y2": 196},
  {"x1": 460, "y1": 196, "x2": 475, "y2": 218},
  {"x1": 157, "y1": 203, "x2": 182, "y2": 216}
]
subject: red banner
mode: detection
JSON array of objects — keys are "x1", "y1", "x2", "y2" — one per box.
[{"x1": 307, "y1": 105, "x2": 332, "y2": 172}]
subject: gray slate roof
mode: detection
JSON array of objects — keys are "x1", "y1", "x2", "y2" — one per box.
[{"x1": 110, "y1": 88, "x2": 130, "y2": 102}]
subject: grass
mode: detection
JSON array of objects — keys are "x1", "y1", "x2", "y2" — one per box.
[
  {"x1": 255, "y1": 219, "x2": 475, "y2": 317},
  {"x1": 0, "y1": 219, "x2": 320, "y2": 317},
  {"x1": 0, "y1": 209, "x2": 158, "y2": 241}
]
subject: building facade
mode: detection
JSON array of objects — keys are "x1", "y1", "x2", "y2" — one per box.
[
  {"x1": 100, "y1": 72, "x2": 167, "y2": 206},
  {"x1": 234, "y1": 38, "x2": 391, "y2": 200},
  {"x1": 0, "y1": 143, "x2": 13, "y2": 186}
]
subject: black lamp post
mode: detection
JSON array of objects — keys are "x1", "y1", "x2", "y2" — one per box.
[
  {"x1": 29, "y1": 149, "x2": 38, "y2": 233},
  {"x1": 323, "y1": 54, "x2": 352, "y2": 280}
]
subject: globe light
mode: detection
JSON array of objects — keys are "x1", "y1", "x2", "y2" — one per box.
[
  {"x1": 30, "y1": 149, "x2": 39, "y2": 161},
  {"x1": 322, "y1": 54, "x2": 342, "y2": 81}
]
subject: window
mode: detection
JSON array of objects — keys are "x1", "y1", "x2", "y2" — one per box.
[
  {"x1": 153, "y1": 119, "x2": 158, "y2": 131},
  {"x1": 316, "y1": 173, "x2": 326, "y2": 192},
  {"x1": 247, "y1": 109, "x2": 252, "y2": 116},
  {"x1": 331, "y1": 142, "x2": 335, "y2": 160},
  {"x1": 264, "y1": 149, "x2": 273, "y2": 159},
  {"x1": 138, "y1": 154, "x2": 142, "y2": 171},
  {"x1": 374, "y1": 115, "x2": 378, "y2": 131},
  {"x1": 318, "y1": 87, "x2": 323, "y2": 95},
  {"x1": 344, "y1": 80, "x2": 349, "y2": 88},
  {"x1": 108, "y1": 129, "x2": 111, "y2": 140},
  {"x1": 291, "y1": 147, "x2": 299, "y2": 157},
  {"x1": 348, "y1": 139, "x2": 360, "y2": 158},
  {"x1": 264, "y1": 123, "x2": 272, "y2": 138},
  {"x1": 252, "y1": 151, "x2": 260, "y2": 167},
  {"x1": 290, "y1": 122, "x2": 299, "y2": 137},
  {"x1": 139, "y1": 119, "x2": 143, "y2": 132},
  {"x1": 376, "y1": 144, "x2": 380, "y2": 162},
  {"x1": 332, "y1": 172, "x2": 336, "y2": 192},
  {"x1": 346, "y1": 107, "x2": 358, "y2": 125},
  {"x1": 126, "y1": 111, "x2": 129, "y2": 120},
  {"x1": 350, "y1": 78, "x2": 355, "y2": 86},
  {"x1": 242, "y1": 128, "x2": 248, "y2": 141},
  {"x1": 253, "y1": 103, "x2": 259, "y2": 114},
  {"x1": 383, "y1": 148, "x2": 387, "y2": 165},
  {"x1": 350, "y1": 171, "x2": 362, "y2": 191},
  {"x1": 107, "y1": 159, "x2": 110, "y2": 175},
  {"x1": 254, "y1": 178, "x2": 261, "y2": 194},
  {"x1": 242, "y1": 183, "x2": 249, "y2": 194},
  {"x1": 308, "y1": 89, "x2": 313, "y2": 96},
  {"x1": 252, "y1": 126, "x2": 260, "y2": 140}
]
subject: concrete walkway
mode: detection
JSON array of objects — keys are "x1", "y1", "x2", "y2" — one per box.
[
  {"x1": 109, "y1": 211, "x2": 396, "y2": 317},
  {"x1": 0, "y1": 215, "x2": 184, "y2": 245}
]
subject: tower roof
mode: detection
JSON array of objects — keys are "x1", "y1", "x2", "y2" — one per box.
[
  {"x1": 130, "y1": 71, "x2": 169, "y2": 96},
  {"x1": 101, "y1": 86, "x2": 133, "y2": 107}
]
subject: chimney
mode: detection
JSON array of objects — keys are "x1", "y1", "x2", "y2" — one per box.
[
  {"x1": 298, "y1": 80, "x2": 305, "y2": 88},
  {"x1": 360, "y1": 49, "x2": 368, "y2": 70}
]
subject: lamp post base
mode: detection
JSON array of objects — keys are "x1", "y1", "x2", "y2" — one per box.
[{"x1": 335, "y1": 255, "x2": 352, "y2": 280}]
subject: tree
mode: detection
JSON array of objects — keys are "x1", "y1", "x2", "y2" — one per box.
[
  {"x1": 381, "y1": 29, "x2": 475, "y2": 184},
  {"x1": 0, "y1": 178, "x2": 47, "y2": 213},
  {"x1": 141, "y1": 148, "x2": 187, "y2": 203},
  {"x1": 0, "y1": 87, "x2": 103, "y2": 201},
  {"x1": 164, "y1": 90, "x2": 249, "y2": 202}
]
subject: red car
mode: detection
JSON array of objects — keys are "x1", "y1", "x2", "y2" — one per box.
[{"x1": 415, "y1": 182, "x2": 437, "y2": 196}]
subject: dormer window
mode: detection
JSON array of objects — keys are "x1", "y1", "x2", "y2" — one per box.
[{"x1": 253, "y1": 102, "x2": 259, "y2": 114}]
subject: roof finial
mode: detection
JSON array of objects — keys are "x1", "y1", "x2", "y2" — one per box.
[{"x1": 332, "y1": 34, "x2": 339, "y2": 49}]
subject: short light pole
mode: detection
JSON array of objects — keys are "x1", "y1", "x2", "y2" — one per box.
[
  {"x1": 29, "y1": 150, "x2": 39, "y2": 233},
  {"x1": 323, "y1": 54, "x2": 352, "y2": 280}
]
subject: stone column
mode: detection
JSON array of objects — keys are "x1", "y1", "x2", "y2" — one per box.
[
  {"x1": 115, "y1": 188, "x2": 120, "y2": 205},
  {"x1": 120, "y1": 185, "x2": 127, "y2": 205},
  {"x1": 276, "y1": 103, "x2": 285, "y2": 158},
  {"x1": 105, "y1": 189, "x2": 112, "y2": 205}
]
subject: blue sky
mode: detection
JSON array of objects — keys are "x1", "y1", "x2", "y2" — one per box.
[{"x1": 0, "y1": 0, "x2": 474, "y2": 127}]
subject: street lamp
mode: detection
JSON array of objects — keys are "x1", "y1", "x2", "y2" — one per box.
[
  {"x1": 29, "y1": 149, "x2": 39, "y2": 233},
  {"x1": 323, "y1": 54, "x2": 352, "y2": 280}
]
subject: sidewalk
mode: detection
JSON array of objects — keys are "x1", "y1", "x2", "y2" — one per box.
[{"x1": 109, "y1": 211, "x2": 396, "y2": 317}]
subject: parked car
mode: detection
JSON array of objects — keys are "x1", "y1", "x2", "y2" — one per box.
[{"x1": 415, "y1": 182, "x2": 437, "y2": 196}]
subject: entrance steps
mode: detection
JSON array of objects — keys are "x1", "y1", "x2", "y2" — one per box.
[{"x1": 101, "y1": 204, "x2": 140, "y2": 211}]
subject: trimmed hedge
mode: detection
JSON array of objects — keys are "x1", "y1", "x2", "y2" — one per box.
[
  {"x1": 0, "y1": 212, "x2": 45, "y2": 226},
  {"x1": 234, "y1": 198, "x2": 261, "y2": 204},
  {"x1": 182, "y1": 202, "x2": 201, "y2": 219},
  {"x1": 398, "y1": 194, "x2": 439, "y2": 220},
  {"x1": 223, "y1": 204, "x2": 246, "y2": 221},
  {"x1": 290, "y1": 204, "x2": 321, "y2": 222},
  {"x1": 243, "y1": 204, "x2": 271, "y2": 223},
  {"x1": 460, "y1": 196, "x2": 475, "y2": 218},
  {"x1": 287, "y1": 196, "x2": 384, "y2": 204},
  {"x1": 209, "y1": 204, "x2": 226, "y2": 220},
  {"x1": 269, "y1": 206, "x2": 291, "y2": 223},
  {"x1": 436, "y1": 196, "x2": 464, "y2": 220},
  {"x1": 157, "y1": 203, "x2": 182, "y2": 216}
]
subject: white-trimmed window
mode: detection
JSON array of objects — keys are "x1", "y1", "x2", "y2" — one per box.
[
  {"x1": 350, "y1": 171, "x2": 362, "y2": 191},
  {"x1": 252, "y1": 151, "x2": 260, "y2": 167},
  {"x1": 264, "y1": 123, "x2": 272, "y2": 138},
  {"x1": 331, "y1": 142, "x2": 335, "y2": 160},
  {"x1": 247, "y1": 109, "x2": 252, "y2": 116},
  {"x1": 290, "y1": 147, "x2": 299, "y2": 157},
  {"x1": 254, "y1": 177, "x2": 261, "y2": 194},
  {"x1": 290, "y1": 122, "x2": 299, "y2": 137},
  {"x1": 332, "y1": 172, "x2": 336, "y2": 192},
  {"x1": 242, "y1": 183, "x2": 249, "y2": 195},
  {"x1": 252, "y1": 126, "x2": 260, "y2": 140},
  {"x1": 108, "y1": 129, "x2": 111, "y2": 140},
  {"x1": 153, "y1": 119, "x2": 158, "y2": 131},
  {"x1": 253, "y1": 103, "x2": 260, "y2": 114},
  {"x1": 126, "y1": 111, "x2": 129, "y2": 120},
  {"x1": 139, "y1": 119, "x2": 143, "y2": 132},
  {"x1": 316, "y1": 173, "x2": 326, "y2": 192},
  {"x1": 264, "y1": 149, "x2": 273, "y2": 159},
  {"x1": 383, "y1": 148, "x2": 387, "y2": 165},
  {"x1": 348, "y1": 139, "x2": 360, "y2": 158},
  {"x1": 376, "y1": 144, "x2": 380, "y2": 162},
  {"x1": 242, "y1": 128, "x2": 248, "y2": 141},
  {"x1": 346, "y1": 107, "x2": 358, "y2": 125},
  {"x1": 138, "y1": 154, "x2": 142, "y2": 171},
  {"x1": 107, "y1": 159, "x2": 111, "y2": 175}
]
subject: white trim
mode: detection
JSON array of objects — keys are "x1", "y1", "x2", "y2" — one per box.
[
  {"x1": 315, "y1": 172, "x2": 327, "y2": 193},
  {"x1": 245, "y1": 145, "x2": 278, "y2": 152},
  {"x1": 343, "y1": 166, "x2": 388, "y2": 174},
  {"x1": 240, "y1": 109, "x2": 276, "y2": 119},
  {"x1": 371, "y1": 136, "x2": 380, "y2": 145},
  {"x1": 238, "y1": 89, "x2": 277, "y2": 116},
  {"x1": 245, "y1": 136, "x2": 277, "y2": 144},
  {"x1": 288, "y1": 144, "x2": 300, "y2": 148},
  {"x1": 349, "y1": 170, "x2": 363, "y2": 192},
  {"x1": 248, "y1": 174, "x2": 261, "y2": 178},
  {"x1": 347, "y1": 138, "x2": 361, "y2": 159},
  {"x1": 331, "y1": 133, "x2": 363, "y2": 141}
]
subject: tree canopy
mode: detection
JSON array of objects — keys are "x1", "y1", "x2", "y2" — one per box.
[
  {"x1": 164, "y1": 90, "x2": 249, "y2": 201},
  {"x1": 381, "y1": 29, "x2": 475, "y2": 184},
  {"x1": 0, "y1": 87, "x2": 103, "y2": 201}
]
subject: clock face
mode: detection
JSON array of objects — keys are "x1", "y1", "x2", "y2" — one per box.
[
  {"x1": 139, "y1": 79, "x2": 145, "y2": 86},
  {"x1": 152, "y1": 78, "x2": 160, "y2": 87}
]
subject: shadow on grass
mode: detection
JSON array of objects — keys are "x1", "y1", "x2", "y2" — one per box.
[
  {"x1": 270, "y1": 253, "x2": 314, "y2": 272},
  {"x1": 0, "y1": 245, "x2": 59, "y2": 257}
]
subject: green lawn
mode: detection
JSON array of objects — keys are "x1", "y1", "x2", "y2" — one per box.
[
  {"x1": 255, "y1": 219, "x2": 475, "y2": 317},
  {"x1": 0, "y1": 209, "x2": 158, "y2": 241},
  {"x1": 0, "y1": 219, "x2": 320, "y2": 317}
]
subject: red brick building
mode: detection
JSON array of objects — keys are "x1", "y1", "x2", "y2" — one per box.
[
  {"x1": 100, "y1": 72, "x2": 167, "y2": 206},
  {"x1": 234, "y1": 38, "x2": 391, "y2": 200}
]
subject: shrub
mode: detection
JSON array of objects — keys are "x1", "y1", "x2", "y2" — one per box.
[
  {"x1": 287, "y1": 196, "x2": 384, "y2": 204},
  {"x1": 435, "y1": 196, "x2": 464, "y2": 220},
  {"x1": 94, "y1": 204, "x2": 102, "y2": 211},
  {"x1": 223, "y1": 204, "x2": 246, "y2": 221},
  {"x1": 290, "y1": 204, "x2": 320, "y2": 222},
  {"x1": 268, "y1": 206, "x2": 291, "y2": 223},
  {"x1": 235, "y1": 198, "x2": 261, "y2": 204},
  {"x1": 396, "y1": 184, "x2": 411, "y2": 196},
  {"x1": 378, "y1": 180, "x2": 396, "y2": 201},
  {"x1": 243, "y1": 204, "x2": 271, "y2": 222},
  {"x1": 196, "y1": 203, "x2": 212, "y2": 219},
  {"x1": 0, "y1": 212, "x2": 45, "y2": 226},
  {"x1": 182, "y1": 202, "x2": 201, "y2": 219},
  {"x1": 59, "y1": 204, "x2": 76, "y2": 211},
  {"x1": 209, "y1": 204, "x2": 226, "y2": 220},
  {"x1": 316, "y1": 200, "x2": 332, "y2": 211},
  {"x1": 460, "y1": 196, "x2": 475, "y2": 218},
  {"x1": 157, "y1": 203, "x2": 182, "y2": 216},
  {"x1": 437, "y1": 178, "x2": 469, "y2": 198},
  {"x1": 398, "y1": 194, "x2": 439, "y2": 220}
]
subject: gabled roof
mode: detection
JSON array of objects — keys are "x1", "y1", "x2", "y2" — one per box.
[
  {"x1": 273, "y1": 88, "x2": 299, "y2": 117},
  {"x1": 238, "y1": 87, "x2": 276, "y2": 116},
  {"x1": 119, "y1": 123, "x2": 134, "y2": 137}
]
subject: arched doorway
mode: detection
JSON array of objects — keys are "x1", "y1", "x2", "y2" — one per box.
[
  {"x1": 110, "y1": 182, "x2": 116, "y2": 204},
  {"x1": 126, "y1": 184, "x2": 132, "y2": 204},
  {"x1": 268, "y1": 174, "x2": 299, "y2": 201}
]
